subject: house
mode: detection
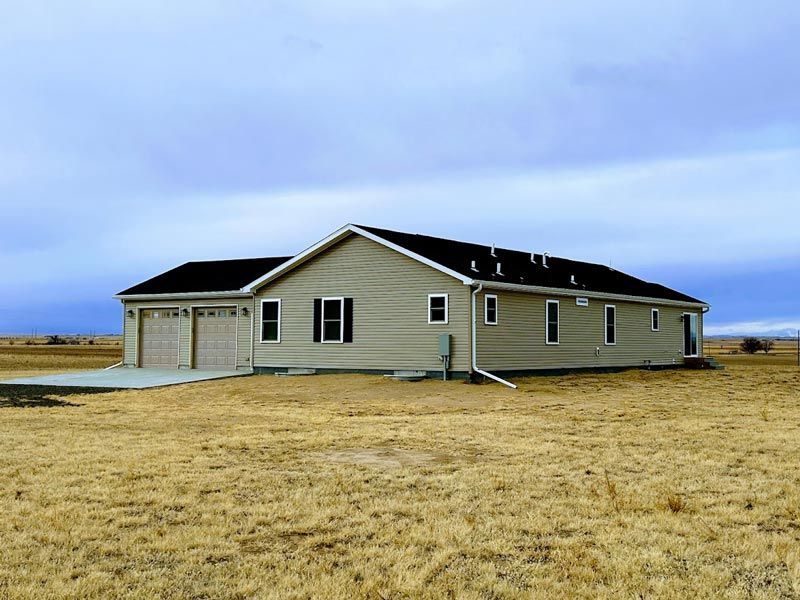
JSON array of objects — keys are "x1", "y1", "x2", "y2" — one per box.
[{"x1": 115, "y1": 224, "x2": 708, "y2": 386}]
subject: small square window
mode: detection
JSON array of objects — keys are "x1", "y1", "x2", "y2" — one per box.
[{"x1": 428, "y1": 294, "x2": 448, "y2": 324}]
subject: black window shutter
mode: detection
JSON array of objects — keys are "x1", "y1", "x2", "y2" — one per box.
[
  {"x1": 343, "y1": 298, "x2": 354, "y2": 343},
  {"x1": 313, "y1": 298, "x2": 322, "y2": 343}
]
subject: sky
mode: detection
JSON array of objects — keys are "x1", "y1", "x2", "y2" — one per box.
[{"x1": 1, "y1": 1, "x2": 798, "y2": 336}]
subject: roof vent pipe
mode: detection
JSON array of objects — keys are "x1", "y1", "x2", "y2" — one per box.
[
  {"x1": 496, "y1": 262, "x2": 503, "y2": 275},
  {"x1": 570, "y1": 275, "x2": 577, "y2": 285},
  {"x1": 470, "y1": 260, "x2": 478, "y2": 272},
  {"x1": 490, "y1": 244, "x2": 496, "y2": 257},
  {"x1": 543, "y1": 252, "x2": 550, "y2": 268},
  {"x1": 530, "y1": 253, "x2": 537, "y2": 264}
]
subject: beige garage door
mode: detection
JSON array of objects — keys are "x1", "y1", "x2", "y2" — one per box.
[
  {"x1": 194, "y1": 308, "x2": 237, "y2": 370},
  {"x1": 140, "y1": 309, "x2": 179, "y2": 368}
]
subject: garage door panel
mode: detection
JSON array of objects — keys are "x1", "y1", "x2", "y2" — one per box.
[
  {"x1": 194, "y1": 308, "x2": 237, "y2": 370},
  {"x1": 140, "y1": 309, "x2": 179, "y2": 368}
]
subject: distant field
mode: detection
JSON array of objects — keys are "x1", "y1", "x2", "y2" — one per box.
[
  {"x1": 0, "y1": 339, "x2": 122, "y2": 379},
  {"x1": 0, "y1": 345, "x2": 798, "y2": 597},
  {"x1": 705, "y1": 337, "x2": 799, "y2": 367}
]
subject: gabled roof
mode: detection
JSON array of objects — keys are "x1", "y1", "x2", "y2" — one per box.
[
  {"x1": 356, "y1": 225, "x2": 705, "y2": 304},
  {"x1": 117, "y1": 256, "x2": 293, "y2": 297},
  {"x1": 243, "y1": 224, "x2": 706, "y2": 306}
]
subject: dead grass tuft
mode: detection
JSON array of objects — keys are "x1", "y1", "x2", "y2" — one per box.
[{"x1": 666, "y1": 493, "x2": 687, "y2": 514}]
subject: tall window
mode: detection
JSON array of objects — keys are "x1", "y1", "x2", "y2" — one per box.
[
  {"x1": 261, "y1": 299, "x2": 281, "y2": 343},
  {"x1": 322, "y1": 297, "x2": 344, "y2": 343},
  {"x1": 651, "y1": 308, "x2": 660, "y2": 332},
  {"x1": 605, "y1": 305, "x2": 617, "y2": 345},
  {"x1": 485, "y1": 294, "x2": 498, "y2": 325},
  {"x1": 428, "y1": 294, "x2": 449, "y2": 324},
  {"x1": 546, "y1": 300, "x2": 559, "y2": 344}
]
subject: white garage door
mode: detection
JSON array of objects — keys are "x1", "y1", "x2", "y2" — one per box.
[
  {"x1": 194, "y1": 308, "x2": 237, "y2": 370},
  {"x1": 140, "y1": 309, "x2": 179, "y2": 368}
]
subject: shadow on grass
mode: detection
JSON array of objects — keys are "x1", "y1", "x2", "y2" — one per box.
[{"x1": 0, "y1": 384, "x2": 114, "y2": 408}]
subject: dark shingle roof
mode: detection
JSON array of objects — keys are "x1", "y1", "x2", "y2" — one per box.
[
  {"x1": 118, "y1": 256, "x2": 292, "y2": 296},
  {"x1": 358, "y1": 225, "x2": 704, "y2": 304}
]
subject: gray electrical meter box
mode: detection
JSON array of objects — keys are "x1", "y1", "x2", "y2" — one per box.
[{"x1": 439, "y1": 334, "x2": 451, "y2": 357}]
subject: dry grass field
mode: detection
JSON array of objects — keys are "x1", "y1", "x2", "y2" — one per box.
[
  {"x1": 705, "y1": 337, "x2": 800, "y2": 367},
  {"x1": 1, "y1": 347, "x2": 799, "y2": 598},
  {"x1": 0, "y1": 339, "x2": 122, "y2": 380}
]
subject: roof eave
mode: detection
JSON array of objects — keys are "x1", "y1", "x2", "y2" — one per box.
[
  {"x1": 114, "y1": 291, "x2": 253, "y2": 301},
  {"x1": 474, "y1": 280, "x2": 709, "y2": 309}
]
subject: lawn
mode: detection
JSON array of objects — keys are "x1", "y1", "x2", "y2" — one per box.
[{"x1": 0, "y1": 350, "x2": 798, "y2": 598}]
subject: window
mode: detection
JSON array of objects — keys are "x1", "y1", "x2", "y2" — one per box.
[
  {"x1": 651, "y1": 308, "x2": 660, "y2": 332},
  {"x1": 605, "y1": 305, "x2": 617, "y2": 345},
  {"x1": 322, "y1": 297, "x2": 344, "y2": 343},
  {"x1": 261, "y1": 299, "x2": 281, "y2": 343},
  {"x1": 546, "y1": 300, "x2": 559, "y2": 344},
  {"x1": 313, "y1": 298, "x2": 353, "y2": 343},
  {"x1": 428, "y1": 294, "x2": 449, "y2": 324},
  {"x1": 485, "y1": 294, "x2": 498, "y2": 325}
]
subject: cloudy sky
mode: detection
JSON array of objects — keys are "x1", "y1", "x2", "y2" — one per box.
[{"x1": 1, "y1": 1, "x2": 798, "y2": 335}]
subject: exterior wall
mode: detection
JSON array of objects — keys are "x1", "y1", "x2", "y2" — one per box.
[
  {"x1": 122, "y1": 298, "x2": 253, "y2": 369},
  {"x1": 475, "y1": 289, "x2": 703, "y2": 371},
  {"x1": 253, "y1": 234, "x2": 471, "y2": 372}
]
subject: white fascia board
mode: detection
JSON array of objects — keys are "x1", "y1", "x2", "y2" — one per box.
[
  {"x1": 243, "y1": 224, "x2": 474, "y2": 293},
  {"x1": 475, "y1": 280, "x2": 710, "y2": 309},
  {"x1": 114, "y1": 291, "x2": 252, "y2": 301}
]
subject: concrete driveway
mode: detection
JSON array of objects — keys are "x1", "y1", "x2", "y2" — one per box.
[{"x1": 0, "y1": 368, "x2": 251, "y2": 390}]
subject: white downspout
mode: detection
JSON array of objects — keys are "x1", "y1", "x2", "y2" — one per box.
[{"x1": 471, "y1": 283, "x2": 517, "y2": 389}]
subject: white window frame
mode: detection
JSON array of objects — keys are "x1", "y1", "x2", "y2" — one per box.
[
  {"x1": 428, "y1": 293, "x2": 449, "y2": 325},
  {"x1": 545, "y1": 299, "x2": 560, "y2": 345},
  {"x1": 651, "y1": 308, "x2": 660, "y2": 332},
  {"x1": 484, "y1": 294, "x2": 498, "y2": 326},
  {"x1": 321, "y1": 297, "x2": 345, "y2": 344},
  {"x1": 259, "y1": 299, "x2": 282, "y2": 344},
  {"x1": 605, "y1": 304, "x2": 617, "y2": 346}
]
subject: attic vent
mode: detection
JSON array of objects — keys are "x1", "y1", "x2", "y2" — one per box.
[
  {"x1": 470, "y1": 260, "x2": 478, "y2": 272},
  {"x1": 490, "y1": 244, "x2": 497, "y2": 257},
  {"x1": 543, "y1": 252, "x2": 550, "y2": 268}
]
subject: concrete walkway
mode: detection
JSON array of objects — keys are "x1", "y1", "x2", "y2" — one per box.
[{"x1": 0, "y1": 368, "x2": 251, "y2": 390}]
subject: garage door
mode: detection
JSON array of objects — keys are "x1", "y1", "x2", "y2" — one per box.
[
  {"x1": 194, "y1": 308, "x2": 237, "y2": 370},
  {"x1": 140, "y1": 309, "x2": 179, "y2": 368}
]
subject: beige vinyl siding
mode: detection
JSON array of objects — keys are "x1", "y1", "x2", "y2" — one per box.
[
  {"x1": 122, "y1": 298, "x2": 253, "y2": 369},
  {"x1": 475, "y1": 290, "x2": 701, "y2": 371},
  {"x1": 253, "y1": 234, "x2": 470, "y2": 372}
]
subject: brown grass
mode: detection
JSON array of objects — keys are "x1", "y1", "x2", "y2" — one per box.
[
  {"x1": 0, "y1": 344, "x2": 122, "y2": 379},
  {"x1": 0, "y1": 348, "x2": 799, "y2": 598}
]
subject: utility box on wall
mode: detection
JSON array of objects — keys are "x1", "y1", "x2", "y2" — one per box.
[{"x1": 439, "y1": 334, "x2": 451, "y2": 358}]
